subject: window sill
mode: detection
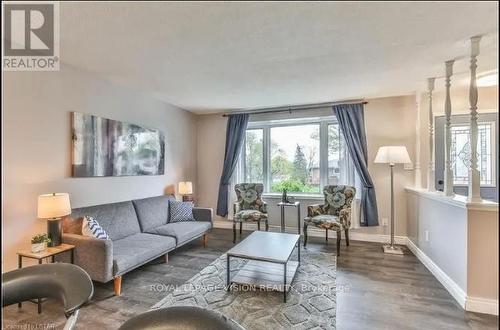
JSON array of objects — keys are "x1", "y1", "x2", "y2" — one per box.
[
  {"x1": 453, "y1": 184, "x2": 496, "y2": 188},
  {"x1": 262, "y1": 193, "x2": 324, "y2": 200}
]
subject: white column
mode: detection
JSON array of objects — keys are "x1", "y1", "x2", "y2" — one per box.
[
  {"x1": 414, "y1": 92, "x2": 423, "y2": 189},
  {"x1": 427, "y1": 78, "x2": 436, "y2": 191},
  {"x1": 468, "y1": 36, "x2": 482, "y2": 202},
  {"x1": 443, "y1": 60, "x2": 455, "y2": 196}
]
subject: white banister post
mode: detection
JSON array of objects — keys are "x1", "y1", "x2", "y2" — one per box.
[
  {"x1": 444, "y1": 60, "x2": 455, "y2": 196},
  {"x1": 414, "y1": 92, "x2": 423, "y2": 188},
  {"x1": 427, "y1": 78, "x2": 436, "y2": 191},
  {"x1": 468, "y1": 36, "x2": 482, "y2": 202}
]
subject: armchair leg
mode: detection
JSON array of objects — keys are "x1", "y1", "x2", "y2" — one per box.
[
  {"x1": 325, "y1": 229, "x2": 328, "y2": 244},
  {"x1": 303, "y1": 223, "x2": 308, "y2": 247},
  {"x1": 257, "y1": 220, "x2": 261, "y2": 231},
  {"x1": 265, "y1": 220, "x2": 269, "y2": 232},
  {"x1": 114, "y1": 276, "x2": 122, "y2": 296},
  {"x1": 336, "y1": 231, "x2": 341, "y2": 257},
  {"x1": 233, "y1": 222, "x2": 237, "y2": 244},
  {"x1": 345, "y1": 229, "x2": 350, "y2": 246},
  {"x1": 239, "y1": 222, "x2": 242, "y2": 235}
]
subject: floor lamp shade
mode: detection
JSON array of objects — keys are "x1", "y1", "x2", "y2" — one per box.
[
  {"x1": 374, "y1": 146, "x2": 411, "y2": 255},
  {"x1": 374, "y1": 146, "x2": 411, "y2": 165},
  {"x1": 38, "y1": 193, "x2": 71, "y2": 247}
]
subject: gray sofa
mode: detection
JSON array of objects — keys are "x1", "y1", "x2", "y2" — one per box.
[{"x1": 60, "y1": 195, "x2": 212, "y2": 295}]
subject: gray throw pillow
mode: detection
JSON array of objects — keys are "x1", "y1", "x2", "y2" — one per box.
[{"x1": 169, "y1": 200, "x2": 196, "y2": 223}]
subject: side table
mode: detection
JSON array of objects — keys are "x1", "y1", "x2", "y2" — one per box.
[
  {"x1": 17, "y1": 243, "x2": 75, "y2": 313},
  {"x1": 277, "y1": 202, "x2": 301, "y2": 234}
]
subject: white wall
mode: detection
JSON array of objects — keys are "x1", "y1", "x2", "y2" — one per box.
[
  {"x1": 196, "y1": 95, "x2": 417, "y2": 237},
  {"x1": 2, "y1": 64, "x2": 197, "y2": 271},
  {"x1": 406, "y1": 189, "x2": 498, "y2": 313},
  {"x1": 406, "y1": 190, "x2": 468, "y2": 291}
]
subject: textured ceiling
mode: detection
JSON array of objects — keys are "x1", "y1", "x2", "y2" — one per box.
[{"x1": 59, "y1": 2, "x2": 498, "y2": 113}]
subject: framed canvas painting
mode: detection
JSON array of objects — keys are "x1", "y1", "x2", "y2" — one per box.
[{"x1": 72, "y1": 112, "x2": 165, "y2": 177}]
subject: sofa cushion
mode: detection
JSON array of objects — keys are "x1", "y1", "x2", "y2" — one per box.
[
  {"x1": 112, "y1": 233, "x2": 175, "y2": 275},
  {"x1": 147, "y1": 221, "x2": 211, "y2": 245},
  {"x1": 169, "y1": 200, "x2": 195, "y2": 223},
  {"x1": 82, "y1": 216, "x2": 110, "y2": 240},
  {"x1": 132, "y1": 195, "x2": 171, "y2": 232},
  {"x1": 69, "y1": 201, "x2": 141, "y2": 241}
]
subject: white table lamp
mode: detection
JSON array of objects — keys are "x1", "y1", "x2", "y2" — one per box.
[
  {"x1": 38, "y1": 193, "x2": 71, "y2": 246},
  {"x1": 374, "y1": 146, "x2": 411, "y2": 255},
  {"x1": 178, "y1": 181, "x2": 193, "y2": 202}
]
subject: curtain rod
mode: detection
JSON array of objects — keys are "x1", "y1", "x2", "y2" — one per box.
[{"x1": 222, "y1": 99, "x2": 367, "y2": 117}]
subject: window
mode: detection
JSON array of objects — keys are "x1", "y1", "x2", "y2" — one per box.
[
  {"x1": 451, "y1": 123, "x2": 495, "y2": 186},
  {"x1": 240, "y1": 117, "x2": 355, "y2": 195},
  {"x1": 244, "y1": 129, "x2": 264, "y2": 183},
  {"x1": 270, "y1": 124, "x2": 320, "y2": 193}
]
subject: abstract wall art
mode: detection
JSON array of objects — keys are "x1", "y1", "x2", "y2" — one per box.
[{"x1": 72, "y1": 112, "x2": 165, "y2": 177}]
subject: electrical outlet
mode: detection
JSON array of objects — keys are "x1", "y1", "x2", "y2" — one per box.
[
  {"x1": 425, "y1": 230, "x2": 430, "y2": 242},
  {"x1": 382, "y1": 218, "x2": 388, "y2": 226}
]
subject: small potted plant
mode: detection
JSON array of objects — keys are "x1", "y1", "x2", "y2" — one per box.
[{"x1": 31, "y1": 234, "x2": 51, "y2": 253}]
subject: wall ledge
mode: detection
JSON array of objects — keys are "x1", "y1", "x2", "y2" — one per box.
[{"x1": 405, "y1": 187, "x2": 498, "y2": 212}]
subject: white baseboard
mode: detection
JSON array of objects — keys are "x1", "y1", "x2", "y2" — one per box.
[
  {"x1": 466, "y1": 296, "x2": 499, "y2": 316},
  {"x1": 405, "y1": 238, "x2": 467, "y2": 309},
  {"x1": 213, "y1": 220, "x2": 407, "y2": 244},
  {"x1": 407, "y1": 238, "x2": 499, "y2": 316}
]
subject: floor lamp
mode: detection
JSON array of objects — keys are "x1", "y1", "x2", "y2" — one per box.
[{"x1": 374, "y1": 146, "x2": 411, "y2": 255}]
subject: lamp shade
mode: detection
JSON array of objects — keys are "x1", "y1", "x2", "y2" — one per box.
[
  {"x1": 37, "y1": 193, "x2": 71, "y2": 219},
  {"x1": 178, "y1": 182, "x2": 193, "y2": 195},
  {"x1": 374, "y1": 146, "x2": 411, "y2": 164}
]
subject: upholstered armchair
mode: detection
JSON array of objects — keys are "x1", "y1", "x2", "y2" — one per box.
[
  {"x1": 233, "y1": 183, "x2": 268, "y2": 243},
  {"x1": 303, "y1": 185, "x2": 356, "y2": 256}
]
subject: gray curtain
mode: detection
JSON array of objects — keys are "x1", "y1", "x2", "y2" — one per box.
[
  {"x1": 334, "y1": 103, "x2": 379, "y2": 226},
  {"x1": 216, "y1": 114, "x2": 250, "y2": 217}
]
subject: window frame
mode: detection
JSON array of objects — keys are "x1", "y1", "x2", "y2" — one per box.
[
  {"x1": 450, "y1": 121, "x2": 497, "y2": 187},
  {"x1": 240, "y1": 116, "x2": 339, "y2": 197}
]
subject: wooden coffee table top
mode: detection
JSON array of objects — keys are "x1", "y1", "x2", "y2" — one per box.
[{"x1": 227, "y1": 231, "x2": 300, "y2": 263}]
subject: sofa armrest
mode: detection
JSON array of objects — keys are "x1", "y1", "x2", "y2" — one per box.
[
  {"x1": 60, "y1": 233, "x2": 114, "y2": 283},
  {"x1": 193, "y1": 207, "x2": 213, "y2": 225}
]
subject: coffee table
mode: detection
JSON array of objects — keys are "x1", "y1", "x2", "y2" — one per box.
[{"x1": 226, "y1": 231, "x2": 300, "y2": 302}]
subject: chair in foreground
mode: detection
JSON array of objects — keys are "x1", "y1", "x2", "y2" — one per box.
[
  {"x1": 303, "y1": 185, "x2": 356, "y2": 256},
  {"x1": 2, "y1": 263, "x2": 94, "y2": 330},
  {"x1": 119, "y1": 306, "x2": 245, "y2": 330},
  {"x1": 233, "y1": 183, "x2": 268, "y2": 243}
]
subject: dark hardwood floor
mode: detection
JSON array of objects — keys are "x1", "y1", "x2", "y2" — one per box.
[{"x1": 2, "y1": 228, "x2": 498, "y2": 329}]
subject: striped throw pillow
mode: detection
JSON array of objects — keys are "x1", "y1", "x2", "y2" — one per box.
[
  {"x1": 82, "y1": 216, "x2": 110, "y2": 239},
  {"x1": 169, "y1": 200, "x2": 196, "y2": 223}
]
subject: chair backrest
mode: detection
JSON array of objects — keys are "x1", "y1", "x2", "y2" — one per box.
[
  {"x1": 323, "y1": 185, "x2": 356, "y2": 216},
  {"x1": 2, "y1": 263, "x2": 93, "y2": 316},
  {"x1": 234, "y1": 183, "x2": 265, "y2": 212},
  {"x1": 119, "y1": 306, "x2": 244, "y2": 330}
]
